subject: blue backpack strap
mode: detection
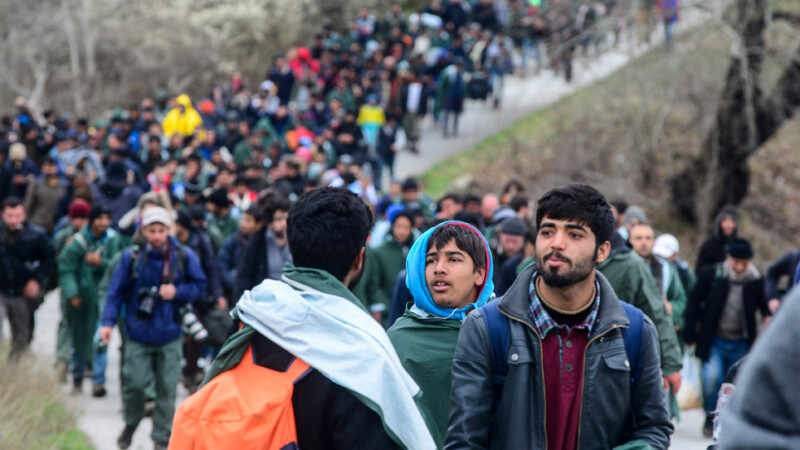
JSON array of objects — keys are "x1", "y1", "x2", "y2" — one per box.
[
  {"x1": 620, "y1": 300, "x2": 645, "y2": 431},
  {"x1": 480, "y1": 299, "x2": 511, "y2": 414}
]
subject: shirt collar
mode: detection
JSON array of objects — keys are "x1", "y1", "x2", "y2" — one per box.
[{"x1": 528, "y1": 271, "x2": 601, "y2": 339}]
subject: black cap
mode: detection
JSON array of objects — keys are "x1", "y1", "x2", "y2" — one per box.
[
  {"x1": 184, "y1": 182, "x2": 202, "y2": 196},
  {"x1": 89, "y1": 204, "x2": 111, "y2": 224},
  {"x1": 726, "y1": 238, "x2": 753, "y2": 259}
]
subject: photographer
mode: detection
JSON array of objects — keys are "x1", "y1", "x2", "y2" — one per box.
[{"x1": 99, "y1": 206, "x2": 206, "y2": 450}]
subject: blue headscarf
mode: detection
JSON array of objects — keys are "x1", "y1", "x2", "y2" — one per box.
[{"x1": 405, "y1": 221, "x2": 494, "y2": 320}]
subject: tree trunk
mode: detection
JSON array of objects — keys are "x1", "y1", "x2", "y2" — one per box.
[{"x1": 671, "y1": 0, "x2": 767, "y2": 231}]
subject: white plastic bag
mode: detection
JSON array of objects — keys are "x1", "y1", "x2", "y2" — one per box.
[{"x1": 677, "y1": 347, "x2": 702, "y2": 409}]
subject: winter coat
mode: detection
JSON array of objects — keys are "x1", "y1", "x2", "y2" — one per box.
[
  {"x1": 233, "y1": 228, "x2": 269, "y2": 304},
  {"x1": 0, "y1": 222, "x2": 55, "y2": 296},
  {"x1": 218, "y1": 232, "x2": 247, "y2": 294},
  {"x1": 58, "y1": 227, "x2": 111, "y2": 360},
  {"x1": 683, "y1": 264, "x2": 769, "y2": 361},
  {"x1": 24, "y1": 177, "x2": 66, "y2": 233},
  {"x1": 101, "y1": 236, "x2": 207, "y2": 346},
  {"x1": 444, "y1": 266, "x2": 672, "y2": 449},
  {"x1": 92, "y1": 183, "x2": 143, "y2": 226},
  {"x1": 208, "y1": 213, "x2": 239, "y2": 240},
  {"x1": 765, "y1": 249, "x2": 800, "y2": 301},
  {"x1": 650, "y1": 257, "x2": 689, "y2": 331},
  {"x1": 597, "y1": 233, "x2": 683, "y2": 376},
  {"x1": 204, "y1": 266, "x2": 417, "y2": 450},
  {"x1": 388, "y1": 308, "x2": 462, "y2": 448},
  {"x1": 373, "y1": 236, "x2": 413, "y2": 312},
  {"x1": 718, "y1": 286, "x2": 800, "y2": 449},
  {"x1": 162, "y1": 94, "x2": 203, "y2": 138},
  {"x1": 182, "y1": 228, "x2": 222, "y2": 308}
]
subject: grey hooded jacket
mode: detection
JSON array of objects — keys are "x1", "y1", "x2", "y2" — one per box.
[{"x1": 444, "y1": 265, "x2": 673, "y2": 450}]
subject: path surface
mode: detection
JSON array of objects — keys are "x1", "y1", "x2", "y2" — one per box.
[
  {"x1": 20, "y1": 3, "x2": 724, "y2": 449},
  {"x1": 395, "y1": 1, "x2": 718, "y2": 181}
]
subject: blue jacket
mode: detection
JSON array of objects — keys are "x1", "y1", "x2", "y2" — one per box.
[{"x1": 101, "y1": 236, "x2": 207, "y2": 346}]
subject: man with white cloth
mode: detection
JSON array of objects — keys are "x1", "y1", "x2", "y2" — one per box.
[{"x1": 200, "y1": 187, "x2": 435, "y2": 450}]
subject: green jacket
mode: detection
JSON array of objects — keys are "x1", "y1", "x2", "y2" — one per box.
[
  {"x1": 373, "y1": 237, "x2": 412, "y2": 311},
  {"x1": 353, "y1": 246, "x2": 381, "y2": 313},
  {"x1": 388, "y1": 307, "x2": 461, "y2": 449},
  {"x1": 209, "y1": 213, "x2": 239, "y2": 240},
  {"x1": 203, "y1": 266, "x2": 417, "y2": 449},
  {"x1": 597, "y1": 247, "x2": 682, "y2": 376},
  {"x1": 58, "y1": 227, "x2": 111, "y2": 360},
  {"x1": 661, "y1": 260, "x2": 688, "y2": 330}
]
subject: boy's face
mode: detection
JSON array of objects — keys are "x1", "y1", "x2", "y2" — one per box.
[{"x1": 425, "y1": 239, "x2": 485, "y2": 310}]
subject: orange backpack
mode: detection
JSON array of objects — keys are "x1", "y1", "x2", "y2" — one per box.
[{"x1": 170, "y1": 345, "x2": 311, "y2": 450}]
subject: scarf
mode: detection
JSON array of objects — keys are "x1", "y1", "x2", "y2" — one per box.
[{"x1": 405, "y1": 221, "x2": 494, "y2": 320}]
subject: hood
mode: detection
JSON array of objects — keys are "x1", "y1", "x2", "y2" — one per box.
[
  {"x1": 405, "y1": 221, "x2": 494, "y2": 321},
  {"x1": 176, "y1": 94, "x2": 194, "y2": 109},
  {"x1": 712, "y1": 204, "x2": 739, "y2": 240},
  {"x1": 608, "y1": 230, "x2": 632, "y2": 257}
]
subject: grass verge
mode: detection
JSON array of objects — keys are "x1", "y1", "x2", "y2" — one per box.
[{"x1": 0, "y1": 346, "x2": 93, "y2": 450}]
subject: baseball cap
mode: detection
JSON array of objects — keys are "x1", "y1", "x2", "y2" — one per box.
[
  {"x1": 653, "y1": 234, "x2": 679, "y2": 259},
  {"x1": 141, "y1": 207, "x2": 172, "y2": 227}
]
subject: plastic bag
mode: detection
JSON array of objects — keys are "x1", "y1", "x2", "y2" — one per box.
[{"x1": 677, "y1": 347, "x2": 702, "y2": 409}]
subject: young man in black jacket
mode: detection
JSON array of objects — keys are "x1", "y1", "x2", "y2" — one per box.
[
  {"x1": 0, "y1": 197, "x2": 55, "y2": 360},
  {"x1": 233, "y1": 193, "x2": 292, "y2": 303},
  {"x1": 684, "y1": 238, "x2": 770, "y2": 437},
  {"x1": 446, "y1": 184, "x2": 672, "y2": 449}
]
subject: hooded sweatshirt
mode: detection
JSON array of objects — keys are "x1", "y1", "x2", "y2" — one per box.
[{"x1": 388, "y1": 221, "x2": 495, "y2": 447}]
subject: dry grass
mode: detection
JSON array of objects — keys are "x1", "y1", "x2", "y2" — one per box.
[{"x1": 0, "y1": 346, "x2": 92, "y2": 450}]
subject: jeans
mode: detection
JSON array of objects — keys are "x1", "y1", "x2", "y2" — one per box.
[
  {"x1": 70, "y1": 322, "x2": 108, "y2": 385},
  {"x1": 701, "y1": 337, "x2": 748, "y2": 413}
]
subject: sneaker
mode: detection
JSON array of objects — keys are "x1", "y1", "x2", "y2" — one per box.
[
  {"x1": 92, "y1": 384, "x2": 107, "y2": 398},
  {"x1": 702, "y1": 414, "x2": 714, "y2": 438},
  {"x1": 117, "y1": 425, "x2": 136, "y2": 449},
  {"x1": 154, "y1": 441, "x2": 169, "y2": 450}
]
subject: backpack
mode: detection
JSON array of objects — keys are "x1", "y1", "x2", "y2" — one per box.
[
  {"x1": 481, "y1": 299, "x2": 645, "y2": 428},
  {"x1": 170, "y1": 344, "x2": 311, "y2": 450}
]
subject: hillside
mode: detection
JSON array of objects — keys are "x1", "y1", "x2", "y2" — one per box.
[{"x1": 420, "y1": 23, "x2": 800, "y2": 269}]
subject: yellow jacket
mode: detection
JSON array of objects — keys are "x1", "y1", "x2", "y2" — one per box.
[
  {"x1": 162, "y1": 94, "x2": 203, "y2": 138},
  {"x1": 356, "y1": 105, "x2": 386, "y2": 126}
]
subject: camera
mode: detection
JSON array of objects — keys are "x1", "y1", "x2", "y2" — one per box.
[
  {"x1": 137, "y1": 286, "x2": 160, "y2": 319},
  {"x1": 176, "y1": 304, "x2": 208, "y2": 342}
]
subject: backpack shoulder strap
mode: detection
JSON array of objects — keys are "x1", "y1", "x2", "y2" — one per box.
[
  {"x1": 72, "y1": 232, "x2": 89, "y2": 253},
  {"x1": 480, "y1": 300, "x2": 511, "y2": 388},
  {"x1": 620, "y1": 300, "x2": 645, "y2": 388}
]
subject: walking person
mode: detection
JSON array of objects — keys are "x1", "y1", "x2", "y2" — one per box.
[
  {"x1": 683, "y1": 238, "x2": 771, "y2": 438},
  {"x1": 100, "y1": 207, "x2": 207, "y2": 449},
  {"x1": 445, "y1": 184, "x2": 672, "y2": 449},
  {"x1": 388, "y1": 221, "x2": 495, "y2": 448},
  {"x1": 0, "y1": 197, "x2": 55, "y2": 361},
  {"x1": 58, "y1": 204, "x2": 114, "y2": 396}
]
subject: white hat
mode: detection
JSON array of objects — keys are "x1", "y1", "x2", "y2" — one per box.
[
  {"x1": 141, "y1": 207, "x2": 172, "y2": 227},
  {"x1": 653, "y1": 234, "x2": 680, "y2": 259}
]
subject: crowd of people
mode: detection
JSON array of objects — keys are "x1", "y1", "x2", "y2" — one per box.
[{"x1": 0, "y1": 1, "x2": 748, "y2": 449}]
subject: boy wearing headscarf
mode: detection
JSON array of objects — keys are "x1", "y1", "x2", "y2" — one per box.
[{"x1": 388, "y1": 221, "x2": 494, "y2": 448}]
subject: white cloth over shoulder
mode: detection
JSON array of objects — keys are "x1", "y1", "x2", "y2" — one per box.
[{"x1": 236, "y1": 277, "x2": 436, "y2": 450}]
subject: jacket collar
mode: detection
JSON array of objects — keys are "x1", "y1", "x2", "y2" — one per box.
[
  {"x1": 497, "y1": 264, "x2": 630, "y2": 339},
  {"x1": 280, "y1": 266, "x2": 368, "y2": 314}
]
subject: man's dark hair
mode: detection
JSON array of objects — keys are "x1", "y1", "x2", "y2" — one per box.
[
  {"x1": 525, "y1": 228, "x2": 537, "y2": 245},
  {"x1": 243, "y1": 205, "x2": 263, "y2": 222},
  {"x1": 437, "y1": 192, "x2": 462, "y2": 210},
  {"x1": 535, "y1": 184, "x2": 615, "y2": 249},
  {"x1": 453, "y1": 211, "x2": 484, "y2": 233},
  {"x1": 3, "y1": 197, "x2": 23, "y2": 211},
  {"x1": 609, "y1": 199, "x2": 629, "y2": 215},
  {"x1": 463, "y1": 193, "x2": 481, "y2": 206},
  {"x1": 427, "y1": 224, "x2": 487, "y2": 273},
  {"x1": 287, "y1": 188, "x2": 372, "y2": 281},
  {"x1": 262, "y1": 193, "x2": 291, "y2": 224},
  {"x1": 509, "y1": 195, "x2": 529, "y2": 213}
]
